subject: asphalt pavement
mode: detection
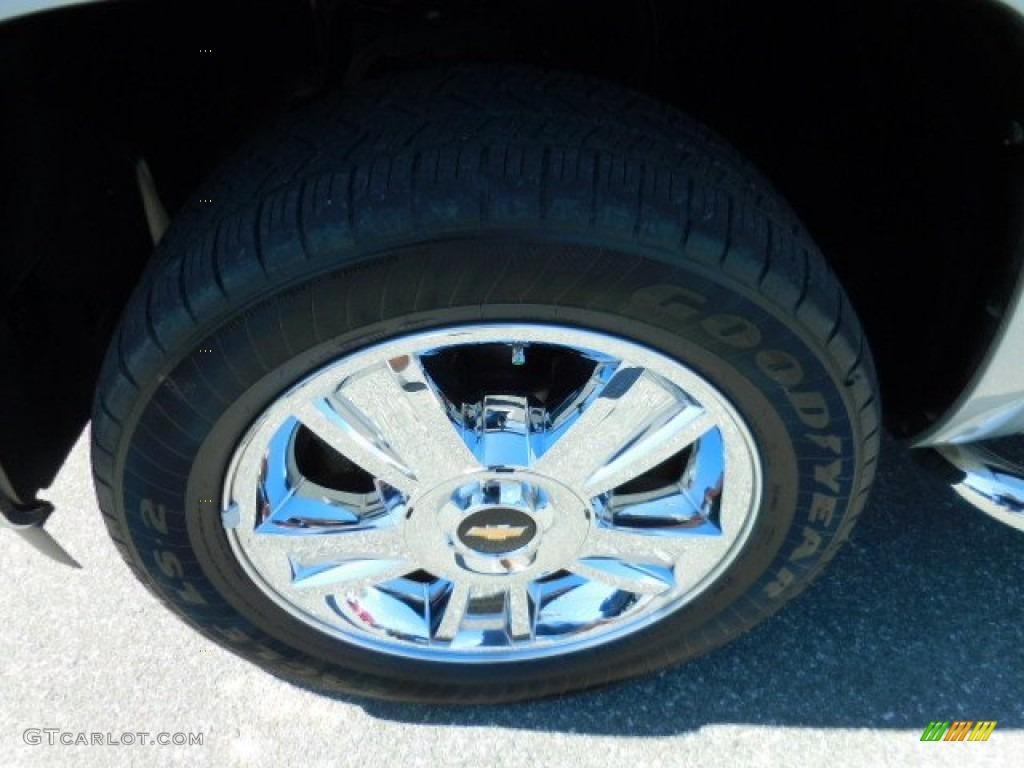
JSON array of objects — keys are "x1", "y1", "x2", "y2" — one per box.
[{"x1": 1, "y1": 429, "x2": 1021, "y2": 767}]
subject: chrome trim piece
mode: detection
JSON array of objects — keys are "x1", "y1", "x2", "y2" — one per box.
[
  {"x1": 936, "y1": 443, "x2": 1024, "y2": 532},
  {"x1": 222, "y1": 324, "x2": 762, "y2": 662}
]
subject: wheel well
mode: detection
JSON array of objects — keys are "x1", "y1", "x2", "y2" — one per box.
[{"x1": 1, "y1": 0, "x2": 1022, "y2": 498}]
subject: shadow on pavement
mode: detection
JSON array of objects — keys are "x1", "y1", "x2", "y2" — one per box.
[{"x1": 318, "y1": 435, "x2": 1024, "y2": 735}]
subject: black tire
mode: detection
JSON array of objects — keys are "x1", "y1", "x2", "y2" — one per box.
[{"x1": 92, "y1": 67, "x2": 880, "y2": 703}]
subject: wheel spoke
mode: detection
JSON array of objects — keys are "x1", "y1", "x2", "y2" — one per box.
[
  {"x1": 225, "y1": 415, "x2": 288, "y2": 528},
  {"x1": 256, "y1": 484, "x2": 385, "y2": 535},
  {"x1": 244, "y1": 525, "x2": 411, "y2": 589},
  {"x1": 294, "y1": 355, "x2": 481, "y2": 495},
  {"x1": 293, "y1": 397, "x2": 417, "y2": 494},
  {"x1": 580, "y1": 519, "x2": 737, "y2": 596},
  {"x1": 433, "y1": 582, "x2": 472, "y2": 642},
  {"x1": 532, "y1": 366, "x2": 715, "y2": 497},
  {"x1": 265, "y1": 523, "x2": 405, "y2": 560},
  {"x1": 570, "y1": 557, "x2": 676, "y2": 595},
  {"x1": 290, "y1": 557, "x2": 414, "y2": 591},
  {"x1": 581, "y1": 524, "x2": 708, "y2": 564},
  {"x1": 506, "y1": 583, "x2": 535, "y2": 642}
]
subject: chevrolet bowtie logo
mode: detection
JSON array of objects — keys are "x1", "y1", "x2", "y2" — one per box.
[{"x1": 464, "y1": 524, "x2": 529, "y2": 542}]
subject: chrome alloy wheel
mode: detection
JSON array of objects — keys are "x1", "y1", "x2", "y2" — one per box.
[{"x1": 222, "y1": 325, "x2": 762, "y2": 661}]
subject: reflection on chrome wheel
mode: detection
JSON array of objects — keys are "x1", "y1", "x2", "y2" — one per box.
[{"x1": 223, "y1": 326, "x2": 761, "y2": 660}]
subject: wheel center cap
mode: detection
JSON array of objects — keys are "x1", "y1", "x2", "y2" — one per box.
[
  {"x1": 457, "y1": 508, "x2": 538, "y2": 554},
  {"x1": 402, "y1": 470, "x2": 592, "y2": 581}
]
